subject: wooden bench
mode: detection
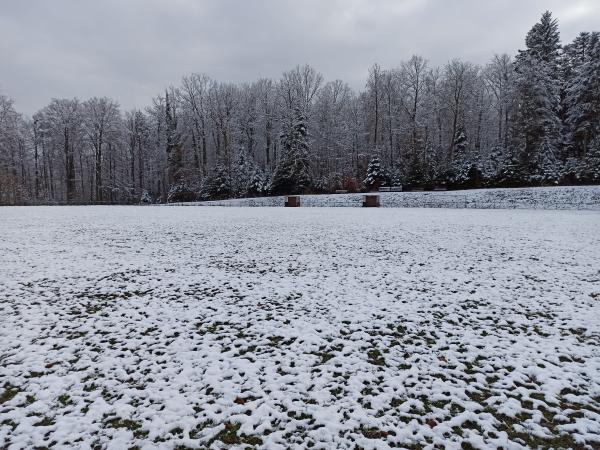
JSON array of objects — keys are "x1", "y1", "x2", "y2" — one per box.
[
  {"x1": 284, "y1": 196, "x2": 300, "y2": 207},
  {"x1": 362, "y1": 194, "x2": 380, "y2": 207},
  {"x1": 284, "y1": 195, "x2": 300, "y2": 208}
]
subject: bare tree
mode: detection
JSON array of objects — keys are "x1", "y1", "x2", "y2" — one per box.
[{"x1": 83, "y1": 97, "x2": 121, "y2": 202}]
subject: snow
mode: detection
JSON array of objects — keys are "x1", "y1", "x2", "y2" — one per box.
[
  {"x1": 1, "y1": 206, "x2": 599, "y2": 449},
  {"x1": 190, "y1": 185, "x2": 600, "y2": 210}
]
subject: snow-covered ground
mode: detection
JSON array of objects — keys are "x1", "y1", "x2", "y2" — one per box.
[
  {"x1": 1, "y1": 206, "x2": 599, "y2": 449},
  {"x1": 187, "y1": 185, "x2": 600, "y2": 210}
]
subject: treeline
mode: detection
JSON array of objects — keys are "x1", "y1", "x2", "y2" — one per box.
[{"x1": 0, "y1": 11, "x2": 599, "y2": 205}]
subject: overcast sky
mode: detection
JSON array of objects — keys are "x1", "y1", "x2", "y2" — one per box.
[{"x1": 1, "y1": 0, "x2": 599, "y2": 115}]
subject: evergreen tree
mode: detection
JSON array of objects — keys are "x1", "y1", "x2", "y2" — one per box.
[
  {"x1": 523, "y1": 11, "x2": 561, "y2": 69},
  {"x1": 247, "y1": 169, "x2": 270, "y2": 197},
  {"x1": 454, "y1": 127, "x2": 468, "y2": 154},
  {"x1": 363, "y1": 157, "x2": 387, "y2": 190},
  {"x1": 450, "y1": 127, "x2": 469, "y2": 180},
  {"x1": 232, "y1": 146, "x2": 254, "y2": 197},
  {"x1": 495, "y1": 156, "x2": 529, "y2": 187},
  {"x1": 449, "y1": 127, "x2": 482, "y2": 187},
  {"x1": 565, "y1": 32, "x2": 600, "y2": 159},
  {"x1": 562, "y1": 32, "x2": 592, "y2": 82},
  {"x1": 582, "y1": 142, "x2": 600, "y2": 182},
  {"x1": 514, "y1": 11, "x2": 562, "y2": 177},
  {"x1": 271, "y1": 108, "x2": 311, "y2": 195},
  {"x1": 200, "y1": 164, "x2": 232, "y2": 200},
  {"x1": 139, "y1": 190, "x2": 152, "y2": 204}
]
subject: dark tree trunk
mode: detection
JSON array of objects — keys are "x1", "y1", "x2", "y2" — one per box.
[
  {"x1": 137, "y1": 136, "x2": 144, "y2": 192},
  {"x1": 265, "y1": 118, "x2": 272, "y2": 169},
  {"x1": 95, "y1": 131, "x2": 103, "y2": 202},
  {"x1": 64, "y1": 127, "x2": 76, "y2": 203}
]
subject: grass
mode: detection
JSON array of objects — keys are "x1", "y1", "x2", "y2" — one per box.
[{"x1": 0, "y1": 384, "x2": 20, "y2": 405}]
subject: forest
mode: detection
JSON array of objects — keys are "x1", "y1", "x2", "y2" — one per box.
[{"x1": 0, "y1": 11, "x2": 599, "y2": 205}]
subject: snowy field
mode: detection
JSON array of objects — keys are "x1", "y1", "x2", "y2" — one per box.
[
  {"x1": 189, "y1": 185, "x2": 600, "y2": 210},
  {"x1": 1, "y1": 206, "x2": 600, "y2": 449}
]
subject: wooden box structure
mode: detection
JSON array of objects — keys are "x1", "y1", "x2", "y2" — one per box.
[
  {"x1": 285, "y1": 195, "x2": 300, "y2": 207},
  {"x1": 362, "y1": 194, "x2": 380, "y2": 207}
]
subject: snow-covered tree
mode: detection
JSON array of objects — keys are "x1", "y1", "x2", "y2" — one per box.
[
  {"x1": 484, "y1": 54, "x2": 516, "y2": 149},
  {"x1": 271, "y1": 108, "x2": 311, "y2": 195},
  {"x1": 0, "y1": 95, "x2": 29, "y2": 204},
  {"x1": 200, "y1": 164, "x2": 232, "y2": 200},
  {"x1": 565, "y1": 32, "x2": 600, "y2": 159},
  {"x1": 232, "y1": 146, "x2": 254, "y2": 197},
  {"x1": 139, "y1": 190, "x2": 152, "y2": 204},
  {"x1": 165, "y1": 90, "x2": 182, "y2": 187},
  {"x1": 82, "y1": 97, "x2": 121, "y2": 202},
  {"x1": 448, "y1": 127, "x2": 482, "y2": 187},
  {"x1": 247, "y1": 169, "x2": 270, "y2": 197},
  {"x1": 36, "y1": 98, "x2": 83, "y2": 203},
  {"x1": 363, "y1": 157, "x2": 387, "y2": 190},
  {"x1": 514, "y1": 11, "x2": 562, "y2": 177}
]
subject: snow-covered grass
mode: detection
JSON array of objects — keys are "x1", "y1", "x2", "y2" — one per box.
[
  {"x1": 1, "y1": 206, "x2": 600, "y2": 449},
  {"x1": 188, "y1": 185, "x2": 600, "y2": 210}
]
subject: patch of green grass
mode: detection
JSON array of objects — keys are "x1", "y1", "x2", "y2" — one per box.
[
  {"x1": 287, "y1": 410, "x2": 313, "y2": 421},
  {"x1": 213, "y1": 422, "x2": 241, "y2": 445},
  {"x1": 330, "y1": 387, "x2": 343, "y2": 397},
  {"x1": 360, "y1": 426, "x2": 389, "y2": 439},
  {"x1": 33, "y1": 416, "x2": 55, "y2": 427},
  {"x1": 0, "y1": 383, "x2": 20, "y2": 405},
  {"x1": 25, "y1": 371, "x2": 45, "y2": 379},
  {"x1": 169, "y1": 426, "x2": 184, "y2": 437},
  {"x1": 83, "y1": 383, "x2": 98, "y2": 392},
  {"x1": 1, "y1": 419, "x2": 17, "y2": 431},
  {"x1": 361, "y1": 386, "x2": 374, "y2": 396},
  {"x1": 530, "y1": 392, "x2": 545, "y2": 401},
  {"x1": 267, "y1": 336, "x2": 284, "y2": 346},
  {"x1": 390, "y1": 397, "x2": 403, "y2": 408},
  {"x1": 58, "y1": 394, "x2": 73, "y2": 406},
  {"x1": 189, "y1": 420, "x2": 213, "y2": 439},
  {"x1": 367, "y1": 348, "x2": 386, "y2": 366},
  {"x1": 103, "y1": 415, "x2": 148, "y2": 439}
]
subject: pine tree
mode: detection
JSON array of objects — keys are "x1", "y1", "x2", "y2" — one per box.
[
  {"x1": 200, "y1": 164, "x2": 232, "y2": 200},
  {"x1": 232, "y1": 146, "x2": 254, "y2": 197},
  {"x1": 582, "y1": 142, "x2": 600, "y2": 182},
  {"x1": 363, "y1": 157, "x2": 387, "y2": 190},
  {"x1": 448, "y1": 127, "x2": 482, "y2": 187},
  {"x1": 562, "y1": 32, "x2": 592, "y2": 81},
  {"x1": 523, "y1": 11, "x2": 561, "y2": 69},
  {"x1": 139, "y1": 190, "x2": 153, "y2": 204},
  {"x1": 514, "y1": 11, "x2": 562, "y2": 178},
  {"x1": 451, "y1": 127, "x2": 470, "y2": 180},
  {"x1": 565, "y1": 32, "x2": 600, "y2": 159},
  {"x1": 247, "y1": 169, "x2": 270, "y2": 197},
  {"x1": 271, "y1": 107, "x2": 311, "y2": 195}
]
